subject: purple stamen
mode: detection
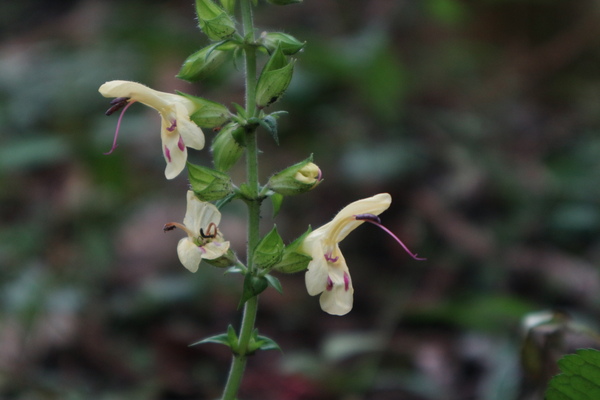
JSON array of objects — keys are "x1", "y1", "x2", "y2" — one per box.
[
  {"x1": 355, "y1": 213, "x2": 381, "y2": 224},
  {"x1": 167, "y1": 120, "x2": 177, "y2": 132},
  {"x1": 355, "y1": 215, "x2": 426, "y2": 261},
  {"x1": 177, "y1": 135, "x2": 185, "y2": 151},
  {"x1": 105, "y1": 97, "x2": 130, "y2": 116},
  {"x1": 104, "y1": 100, "x2": 136, "y2": 155}
]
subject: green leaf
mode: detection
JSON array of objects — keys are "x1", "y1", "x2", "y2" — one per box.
[
  {"x1": 546, "y1": 349, "x2": 600, "y2": 400},
  {"x1": 238, "y1": 275, "x2": 269, "y2": 308},
  {"x1": 252, "y1": 226, "x2": 284, "y2": 270},
  {"x1": 219, "y1": 0, "x2": 236, "y2": 14},
  {"x1": 248, "y1": 331, "x2": 282, "y2": 354},
  {"x1": 258, "y1": 115, "x2": 279, "y2": 145},
  {"x1": 264, "y1": 274, "x2": 283, "y2": 294},
  {"x1": 189, "y1": 325, "x2": 239, "y2": 353}
]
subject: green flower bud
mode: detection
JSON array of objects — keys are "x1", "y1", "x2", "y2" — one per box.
[
  {"x1": 267, "y1": 155, "x2": 322, "y2": 196},
  {"x1": 187, "y1": 162, "x2": 234, "y2": 201},
  {"x1": 177, "y1": 44, "x2": 230, "y2": 82},
  {"x1": 177, "y1": 92, "x2": 231, "y2": 128},
  {"x1": 255, "y1": 45, "x2": 295, "y2": 108},
  {"x1": 195, "y1": 0, "x2": 237, "y2": 41},
  {"x1": 260, "y1": 32, "x2": 305, "y2": 55},
  {"x1": 211, "y1": 123, "x2": 245, "y2": 172},
  {"x1": 267, "y1": 0, "x2": 302, "y2": 5}
]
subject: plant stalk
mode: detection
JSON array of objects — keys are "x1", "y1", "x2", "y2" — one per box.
[{"x1": 221, "y1": 1, "x2": 260, "y2": 399}]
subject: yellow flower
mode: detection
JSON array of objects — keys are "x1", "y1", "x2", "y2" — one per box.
[
  {"x1": 99, "y1": 80, "x2": 205, "y2": 179},
  {"x1": 302, "y1": 193, "x2": 424, "y2": 315},
  {"x1": 164, "y1": 191, "x2": 230, "y2": 272}
]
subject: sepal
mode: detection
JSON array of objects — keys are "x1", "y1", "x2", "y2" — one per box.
[
  {"x1": 177, "y1": 42, "x2": 232, "y2": 82},
  {"x1": 211, "y1": 123, "x2": 245, "y2": 172},
  {"x1": 195, "y1": 0, "x2": 237, "y2": 40},
  {"x1": 187, "y1": 163, "x2": 234, "y2": 201},
  {"x1": 203, "y1": 248, "x2": 239, "y2": 268},
  {"x1": 272, "y1": 227, "x2": 312, "y2": 273},
  {"x1": 255, "y1": 45, "x2": 295, "y2": 108},
  {"x1": 252, "y1": 226, "x2": 285, "y2": 270},
  {"x1": 260, "y1": 32, "x2": 305, "y2": 55},
  {"x1": 177, "y1": 92, "x2": 231, "y2": 128}
]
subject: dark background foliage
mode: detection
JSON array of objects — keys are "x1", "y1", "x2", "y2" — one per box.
[{"x1": 2, "y1": 1, "x2": 600, "y2": 399}]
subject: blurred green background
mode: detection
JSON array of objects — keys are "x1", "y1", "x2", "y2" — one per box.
[{"x1": 2, "y1": 1, "x2": 600, "y2": 399}]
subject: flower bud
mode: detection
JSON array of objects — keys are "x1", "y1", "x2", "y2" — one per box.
[
  {"x1": 260, "y1": 32, "x2": 305, "y2": 55},
  {"x1": 187, "y1": 162, "x2": 234, "y2": 201},
  {"x1": 255, "y1": 45, "x2": 295, "y2": 108},
  {"x1": 195, "y1": 0, "x2": 236, "y2": 41},
  {"x1": 177, "y1": 92, "x2": 231, "y2": 128},
  {"x1": 211, "y1": 123, "x2": 245, "y2": 172},
  {"x1": 267, "y1": 155, "x2": 322, "y2": 196}
]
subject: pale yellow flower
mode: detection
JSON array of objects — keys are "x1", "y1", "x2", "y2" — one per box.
[
  {"x1": 302, "y1": 193, "x2": 424, "y2": 315},
  {"x1": 164, "y1": 191, "x2": 230, "y2": 272},
  {"x1": 99, "y1": 80, "x2": 205, "y2": 179}
]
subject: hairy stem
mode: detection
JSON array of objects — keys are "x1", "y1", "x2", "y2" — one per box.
[{"x1": 221, "y1": 1, "x2": 260, "y2": 399}]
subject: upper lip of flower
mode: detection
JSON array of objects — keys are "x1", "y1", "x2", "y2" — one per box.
[{"x1": 99, "y1": 80, "x2": 205, "y2": 179}]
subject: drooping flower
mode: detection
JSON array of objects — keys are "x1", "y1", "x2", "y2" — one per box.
[
  {"x1": 301, "y1": 193, "x2": 424, "y2": 315},
  {"x1": 99, "y1": 80, "x2": 205, "y2": 179},
  {"x1": 164, "y1": 191, "x2": 230, "y2": 272}
]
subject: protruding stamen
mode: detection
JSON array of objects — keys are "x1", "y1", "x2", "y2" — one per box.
[
  {"x1": 105, "y1": 97, "x2": 130, "y2": 116},
  {"x1": 163, "y1": 222, "x2": 195, "y2": 237},
  {"x1": 167, "y1": 120, "x2": 177, "y2": 132},
  {"x1": 354, "y1": 213, "x2": 381, "y2": 224},
  {"x1": 200, "y1": 222, "x2": 218, "y2": 239},
  {"x1": 356, "y1": 216, "x2": 426, "y2": 261},
  {"x1": 104, "y1": 100, "x2": 136, "y2": 155},
  {"x1": 326, "y1": 276, "x2": 333, "y2": 291}
]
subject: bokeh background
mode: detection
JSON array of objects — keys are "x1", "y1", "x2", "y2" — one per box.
[{"x1": 2, "y1": 1, "x2": 600, "y2": 399}]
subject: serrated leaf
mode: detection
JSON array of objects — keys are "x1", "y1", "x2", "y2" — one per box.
[{"x1": 546, "y1": 349, "x2": 600, "y2": 400}]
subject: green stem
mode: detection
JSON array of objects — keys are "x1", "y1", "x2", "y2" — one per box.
[{"x1": 221, "y1": 2, "x2": 261, "y2": 399}]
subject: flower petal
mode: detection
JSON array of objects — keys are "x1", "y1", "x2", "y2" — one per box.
[
  {"x1": 162, "y1": 129, "x2": 187, "y2": 180},
  {"x1": 177, "y1": 237, "x2": 204, "y2": 272},
  {"x1": 305, "y1": 254, "x2": 329, "y2": 296},
  {"x1": 182, "y1": 191, "x2": 221, "y2": 234},
  {"x1": 319, "y1": 255, "x2": 353, "y2": 315},
  {"x1": 201, "y1": 240, "x2": 230, "y2": 260},
  {"x1": 327, "y1": 193, "x2": 391, "y2": 243}
]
